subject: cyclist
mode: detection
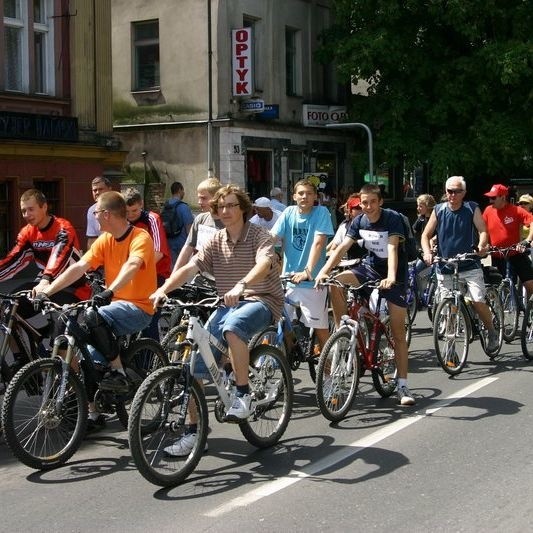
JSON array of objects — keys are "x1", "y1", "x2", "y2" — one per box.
[
  {"x1": 270, "y1": 178, "x2": 335, "y2": 352},
  {"x1": 0, "y1": 188, "x2": 89, "y2": 348},
  {"x1": 482, "y1": 183, "x2": 533, "y2": 297},
  {"x1": 315, "y1": 183, "x2": 415, "y2": 406},
  {"x1": 171, "y1": 177, "x2": 223, "y2": 273},
  {"x1": 35, "y1": 191, "x2": 157, "y2": 428},
  {"x1": 326, "y1": 194, "x2": 365, "y2": 259},
  {"x1": 421, "y1": 176, "x2": 499, "y2": 353},
  {"x1": 151, "y1": 185, "x2": 283, "y2": 455},
  {"x1": 86, "y1": 176, "x2": 113, "y2": 250}
]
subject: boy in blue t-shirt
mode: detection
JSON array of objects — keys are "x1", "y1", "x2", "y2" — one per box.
[
  {"x1": 315, "y1": 183, "x2": 415, "y2": 406},
  {"x1": 271, "y1": 179, "x2": 334, "y2": 350}
]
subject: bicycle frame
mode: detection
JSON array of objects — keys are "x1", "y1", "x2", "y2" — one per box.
[{"x1": 340, "y1": 287, "x2": 391, "y2": 372}]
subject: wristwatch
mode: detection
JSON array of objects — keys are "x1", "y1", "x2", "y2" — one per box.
[{"x1": 237, "y1": 279, "x2": 247, "y2": 289}]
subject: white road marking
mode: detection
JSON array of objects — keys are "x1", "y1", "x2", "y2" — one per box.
[{"x1": 206, "y1": 376, "x2": 498, "y2": 517}]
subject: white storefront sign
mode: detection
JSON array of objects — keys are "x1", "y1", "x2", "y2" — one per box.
[
  {"x1": 232, "y1": 28, "x2": 253, "y2": 96},
  {"x1": 302, "y1": 104, "x2": 348, "y2": 127}
]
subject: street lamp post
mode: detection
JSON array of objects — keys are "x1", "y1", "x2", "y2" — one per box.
[{"x1": 326, "y1": 122, "x2": 374, "y2": 183}]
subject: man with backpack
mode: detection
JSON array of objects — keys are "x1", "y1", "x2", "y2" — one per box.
[
  {"x1": 421, "y1": 176, "x2": 499, "y2": 353},
  {"x1": 162, "y1": 182, "x2": 194, "y2": 264}
]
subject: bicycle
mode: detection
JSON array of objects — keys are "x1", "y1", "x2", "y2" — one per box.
[
  {"x1": 405, "y1": 260, "x2": 439, "y2": 324},
  {"x1": 0, "y1": 291, "x2": 52, "y2": 393},
  {"x1": 249, "y1": 273, "x2": 333, "y2": 383},
  {"x1": 487, "y1": 245, "x2": 524, "y2": 343},
  {"x1": 315, "y1": 278, "x2": 402, "y2": 422},
  {"x1": 432, "y1": 253, "x2": 504, "y2": 375},
  {"x1": 128, "y1": 296, "x2": 293, "y2": 487},
  {"x1": 0, "y1": 298, "x2": 168, "y2": 470}
]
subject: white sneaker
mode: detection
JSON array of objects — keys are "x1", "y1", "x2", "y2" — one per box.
[
  {"x1": 164, "y1": 433, "x2": 208, "y2": 457},
  {"x1": 397, "y1": 385, "x2": 415, "y2": 406},
  {"x1": 225, "y1": 394, "x2": 253, "y2": 421}
]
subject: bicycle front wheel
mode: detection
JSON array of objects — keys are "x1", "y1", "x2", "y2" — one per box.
[
  {"x1": 239, "y1": 345, "x2": 293, "y2": 448},
  {"x1": 433, "y1": 299, "x2": 470, "y2": 375},
  {"x1": 482, "y1": 287, "x2": 504, "y2": 359},
  {"x1": 128, "y1": 365, "x2": 208, "y2": 487},
  {"x1": 520, "y1": 297, "x2": 533, "y2": 360},
  {"x1": 316, "y1": 327, "x2": 359, "y2": 422},
  {"x1": 500, "y1": 281, "x2": 519, "y2": 343},
  {"x1": 249, "y1": 325, "x2": 287, "y2": 357},
  {"x1": 1, "y1": 358, "x2": 88, "y2": 470}
]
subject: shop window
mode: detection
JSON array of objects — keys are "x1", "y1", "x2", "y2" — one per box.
[
  {"x1": 132, "y1": 20, "x2": 160, "y2": 91},
  {"x1": 243, "y1": 15, "x2": 262, "y2": 92},
  {"x1": 0, "y1": 182, "x2": 13, "y2": 258},
  {"x1": 34, "y1": 180, "x2": 59, "y2": 215}
]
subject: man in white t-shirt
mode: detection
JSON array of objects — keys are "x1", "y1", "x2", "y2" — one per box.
[
  {"x1": 250, "y1": 197, "x2": 282, "y2": 230},
  {"x1": 86, "y1": 176, "x2": 113, "y2": 250},
  {"x1": 270, "y1": 187, "x2": 287, "y2": 212}
]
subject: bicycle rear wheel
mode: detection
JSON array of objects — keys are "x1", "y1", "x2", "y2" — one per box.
[
  {"x1": 128, "y1": 365, "x2": 208, "y2": 487},
  {"x1": 500, "y1": 281, "x2": 519, "y2": 343},
  {"x1": 1, "y1": 358, "x2": 88, "y2": 470},
  {"x1": 116, "y1": 338, "x2": 169, "y2": 429},
  {"x1": 433, "y1": 298, "x2": 470, "y2": 375},
  {"x1": 239, "y1": 345, "x2": 293, "y2": 448},
  {"x1": 481, "y1": 286, "x2": 504, "y2": 359},
  {"x1": 520, "y1": 297, "x2": 533, "y2": 360},
  {"x1": 315, "y1": 327, "x2": 359, "y2": 422},
  {"x1": 372, "y1": 322, "x2": 398, "y2": 397},
  {"x1": 249, "y1": 325, "x2": 287, "y2": 357}
]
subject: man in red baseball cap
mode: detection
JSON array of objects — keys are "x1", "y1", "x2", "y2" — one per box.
[{"x1": 482, "y1": 183, "x2": 533, "y2": 297}]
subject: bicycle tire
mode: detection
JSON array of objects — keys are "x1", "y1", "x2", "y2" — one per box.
[
  {"x1": 520, "y1": 297, "x2": 533, "y2": 360},
  {"x1": 315, "y1": 327, "x2": 359, "y2": 422},
  {"x1": 426, "y1": 279, "x2": 438, "y2": 322},
  {"x1": 500, "y1": 281, "x2": 519, "y2": 343},
  {"x1": 482, "y1": 286, "x2": 504, "y2": 359},
  {"x1": 1, "y1": 358, "x2": 88, "y2": 470},
  {"x1": 239, "y1": 345, "x2": 293, "y2": 448},
  {"x1": 406, "y1": 278, "x2": 418, "y2": 325},
  {"x1": 371, "y1": 321, "x2": 398, "y2": 397},
  {"x1": 116, "y1": 338, "x2": 169, "y2": 429},
  {"x1": 161, "y1": 324, "x2": 189, "y2": 354},
  {"x1": 249, "y1": 325, "x2": 287, "y2": 357},
  {"x1": 128, "y1": 365, "x2": 208, "y2": 487},
  {"x1": 433, "y1": 298, "x2": 470, "y2": 375}
]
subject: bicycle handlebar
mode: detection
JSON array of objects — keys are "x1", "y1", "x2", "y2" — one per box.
[
  {"x1": 0, "y1": 290, "x2": 33, "y2": 300},
  {"x1": 432, "y1": 252, "x2": 481, "y2": 265},
  {"x1": 161, "y1": 295, "x2": 222, "y2": 310},
  {"x1": 317, "y1": 277, "x2": 380, "y2": 292}
]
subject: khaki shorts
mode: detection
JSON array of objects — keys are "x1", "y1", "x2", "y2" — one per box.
[{"x1": 436, "y1": 267, "x2": 486, "y2": 302}]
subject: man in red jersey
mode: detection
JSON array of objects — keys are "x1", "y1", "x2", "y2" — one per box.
[
  {"x1": 0, "y1": 189, "x2": 89, "y2": 304},
  {"x1": 482, "y1": 183, "x2": 533, "y2": 296}
]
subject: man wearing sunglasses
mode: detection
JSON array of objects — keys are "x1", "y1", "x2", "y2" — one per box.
[
  {"x1": 421, "y1": 176, "x2": 500, "y2": 353},
  {"x1": 482, "y1": 184, "x2": 533, "y2": 297}
]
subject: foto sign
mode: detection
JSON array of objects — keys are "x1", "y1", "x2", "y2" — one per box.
[
  {"x1": 302, "y1": 105, "x2": 348, "y2": 127},
  {"x1": 232, "y1": 28, "x2": 253, "y2": 96}
]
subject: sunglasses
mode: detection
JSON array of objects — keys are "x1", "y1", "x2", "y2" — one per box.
[{"x1": 446, "y1": 189, "x2": 464, "y2": 195}]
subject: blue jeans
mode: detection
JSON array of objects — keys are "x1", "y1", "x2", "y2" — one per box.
[
  {"x1": 193, "y1": 300, "x2": 272, "y2": 378},
  {"x1": 87, "y1": 301, "x2": 153, "y2": 365}
]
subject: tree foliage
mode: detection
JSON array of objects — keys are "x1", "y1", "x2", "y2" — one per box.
[{"x1": 318, "y1": 0, "x2": 533, "y2": 183}]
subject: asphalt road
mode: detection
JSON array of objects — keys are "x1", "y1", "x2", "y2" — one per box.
[{"x1": 1, "y1": 308, "x2": 533, "y2": 533}]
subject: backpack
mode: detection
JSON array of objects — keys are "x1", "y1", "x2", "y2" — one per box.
[
  {"x1": 397, "y1": 211, "x2": 418, "y2": 261},
  {"x1": 161, "y1": 199, "x2": 184, "y2": 238}
]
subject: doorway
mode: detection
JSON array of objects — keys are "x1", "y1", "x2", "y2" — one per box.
[{"x1": 246, "y1": 150, "x2": 272, "y2": 201}]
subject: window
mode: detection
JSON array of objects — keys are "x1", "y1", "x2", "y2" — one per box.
[
  {"x1": 3, "y1": 0, "x2": 54, "y2": 94},
  {"x1": 0, "y1": 182, "x2": 13, "y2": 258},
  {"x1": 34, "y1": 180, "x2": 59, "y2": 216},
  {"x1": 132, "y1": 20, "x2": 160, "y2": 91},
  {"x1": 285, "y1": 27, "x2": 301, "y2": 97}
]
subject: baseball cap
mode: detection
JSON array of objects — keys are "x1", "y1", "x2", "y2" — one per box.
[
  {"x1": 253, "y1": 197, "x2": 272, "y2": 208},
  {"x1": 518, "y1": 194, "x2": 533, "y2": 205},
  {"x1": 346, "y1": 197, "x2": 361, "y2": 210},
  {"x1": 484, "y1": 184, "x2": 509, "y2": 197}
]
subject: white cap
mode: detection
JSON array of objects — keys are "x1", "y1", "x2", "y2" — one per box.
[{"x1": 253, "y1": 197, "x2": 272, "y2": 208}]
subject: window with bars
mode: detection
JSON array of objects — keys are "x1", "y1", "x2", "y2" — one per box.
[{"x1": 132, "y1": 20, "x2": 160, "y2": 91}]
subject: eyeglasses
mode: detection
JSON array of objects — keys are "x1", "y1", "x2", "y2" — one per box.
[
  {"x1": 93, "y1": 209, "x2": 107, "y2": 216},
  {"x1": 216, "y1": 202, "x2": 240, "y2": 210},
  {"x1": 446, "y1": 189, "x2": 464, "y2": 195},
  {"x1": 518, "y1": 202, "x2": 529, "y2": 206}
]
